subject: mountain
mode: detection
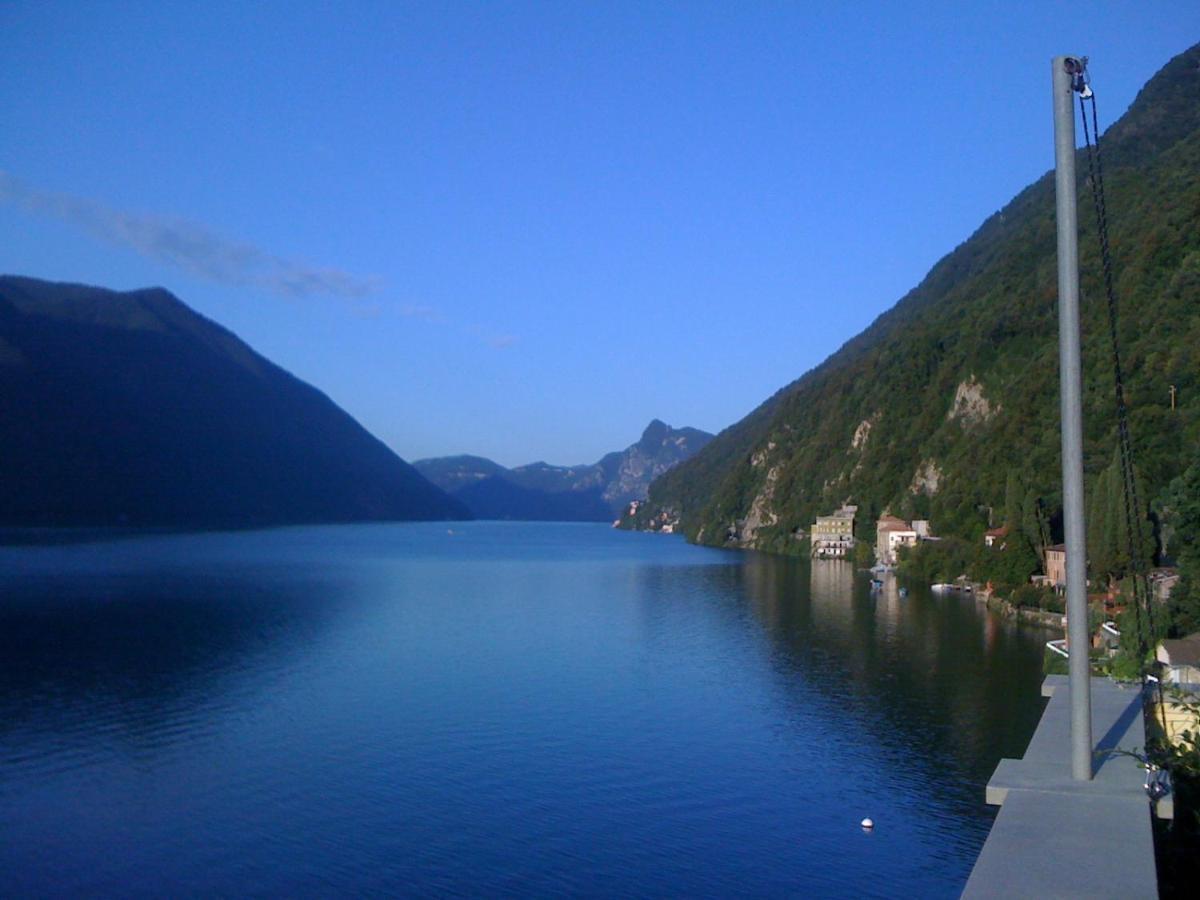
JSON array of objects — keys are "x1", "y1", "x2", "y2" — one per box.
[
  {"x1": 454, "y1": 475, "x2": 612, "y2": 522},
  {"x1": 625, "y1": 43, "x2": 1200, "y2": 555},
  {"x1": 407, "y1": 454, "x2": 610, "y2": 521},
  {"x1": 0, "y1": 276, "x2": 469, "y2": 528},
  {"x1": 407, "y1": 455, "x2": 511, "y2": 494},
  {"x1": 415, "y1": 419, "x2": 713, "y2": 520}
]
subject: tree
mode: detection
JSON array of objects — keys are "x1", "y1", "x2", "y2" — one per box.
[
  {"x1": 1088, "y1": 463, "x2": 1118, "y2": 579},
  {"x1": 1158, "y1": 455, "x2": 1200, "y2": 637},
  {"x1": 853, "y1": 498, "x2": 879, "y2": 544},
  {"x1": 1088, "y1": 448, "x2": 1154, "y2": 586},
  {"x1": 1021, "y1": 488, "x2": 1051, "y2": 561},
  {"x1": 1004, "y1": 470, "x2": 1023, "y2": 531}
]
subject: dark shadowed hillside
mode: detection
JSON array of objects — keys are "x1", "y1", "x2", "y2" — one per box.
[
  {"x1": 628, "y1": 43, "x2": 1200, "y2": 555},
  {"x1": 0, "y1": 276, "x2": 468, "y2": 528}
]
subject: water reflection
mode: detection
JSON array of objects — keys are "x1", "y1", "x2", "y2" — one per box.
[
  {"x1": 0, "y1": 571, "x2": 349, "y2": 766},
  {"x1": 621, "y1": 548, "x2": 1053, "y2": 894},
  {"x1": 0, "y1": 524, "x2": 1054, "y2": 898},
  {"x1": 736, "y1": 552, "x2": 1048, "y2": 812}
]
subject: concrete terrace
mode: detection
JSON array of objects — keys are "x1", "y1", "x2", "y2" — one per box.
[{"x1": 962, "y1": 675, "x2": 1160, "y2": 899}]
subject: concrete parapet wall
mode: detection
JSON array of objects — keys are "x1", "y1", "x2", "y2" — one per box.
[{"x1": 962, "y1": 676, "x2": 1159, "y2": 898}]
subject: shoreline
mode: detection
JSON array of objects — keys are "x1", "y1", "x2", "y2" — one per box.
[{"x1": 980, "y1": 591, "x2": 1066, "y2": 630}]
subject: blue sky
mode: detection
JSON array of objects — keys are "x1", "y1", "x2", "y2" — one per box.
[{"x1": 1, "y1": 2, "x2": 1197, "y2": 467}]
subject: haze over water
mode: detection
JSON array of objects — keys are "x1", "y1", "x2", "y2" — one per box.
[{"x1": 0, "y1": 523, "x2": 1048, "y2": 897}]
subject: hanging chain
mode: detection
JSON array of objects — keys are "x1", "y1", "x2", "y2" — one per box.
[
  {"x1": 1078, "y1": 95, "x2": 1151, "y2": 656},
  {"x1": 1077, "y1": 83, "x2": 1169, "y2": 737}
]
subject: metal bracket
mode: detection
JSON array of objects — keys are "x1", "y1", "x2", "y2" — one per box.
[{"x1": 1065, "y1": 56, "x2": 1093, "y2": 99}]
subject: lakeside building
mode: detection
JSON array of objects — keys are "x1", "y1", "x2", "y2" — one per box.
[
  {"x1": 875, "y1": 515, "x2": 919, "y2": 566},
  {"x1": 984, "y1": 524, "x2": 1009, "y2": 547},
  {"x1": 1151, "y1": 568, "x2": 1181, "y2": 603},
  {"x1": 1157, "y1": 633, "x2": 1200, "y2": 685},
  {"x1": 811, "y1": 505, "x2": 857, "y2": 558},
  {"x1": 1044, "y1": 544, "x2": 1067, "y2": 590}
]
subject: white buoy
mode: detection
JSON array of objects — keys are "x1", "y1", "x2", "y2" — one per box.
[{"x1": 861, "y1": 817, "x2": 874, "y2": 830}]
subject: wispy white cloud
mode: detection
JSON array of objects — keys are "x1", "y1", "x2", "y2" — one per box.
[
  {"x1": 398, "y1": 303, "x2": 443, "y2": 323},
  {"x1": 466, "y1": 323, "x2": 519, "y2": 350},
  {"x1": 1, "y1": 171, "x2": 521, "y2": 347},
  {"x1": 0, "y1": 171, "x2": 378, "y2": 300}
]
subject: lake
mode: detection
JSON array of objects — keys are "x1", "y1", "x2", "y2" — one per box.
[{"x1": 0, "y1": 522, "x2": 1049, "y2": 897}]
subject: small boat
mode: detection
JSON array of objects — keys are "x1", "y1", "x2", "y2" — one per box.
[
  {"x1": 870, "y1": 578, "x2": 884, "y2": 591},
  {"x1": 931, "y1": 582, "x2": 957, "y2": 592},
  {"x1": 898, "y1": 587, "x2": 908, "y2": 598}
]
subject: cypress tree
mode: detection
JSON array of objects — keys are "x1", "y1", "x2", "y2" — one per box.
[{"x1": 1004, "y1": 470, "x2": 1022, "y2": 532}]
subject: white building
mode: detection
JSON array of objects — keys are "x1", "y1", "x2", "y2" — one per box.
[
  {"x1": 873, "y1": 514, "x2": 936, "y2": 565},
  {"x1": 1157, "y1": 634, "x2": 1200, "y2": 684}
]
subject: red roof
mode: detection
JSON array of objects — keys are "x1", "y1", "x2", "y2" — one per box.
[{"x1": 985, "y1": 525, "x2": 1009, "y2": 537}]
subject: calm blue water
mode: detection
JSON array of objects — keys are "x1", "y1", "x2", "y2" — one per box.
[{"x1": 0, "y1": 522, "x2": 1048, "y2": 897}]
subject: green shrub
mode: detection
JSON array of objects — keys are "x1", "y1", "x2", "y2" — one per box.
[{"x1": 1043, "y1": 648, "x2": 1069, "y2": 676}]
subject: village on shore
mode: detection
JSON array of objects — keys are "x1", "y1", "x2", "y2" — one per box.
[
  {"x1": 621, "y1": 495, "x2": 1198, "y2": 692},
  {"x1": 810, "y1": 503, "x2": 1198, "y2": 692}
]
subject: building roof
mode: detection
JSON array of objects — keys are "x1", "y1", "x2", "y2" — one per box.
[
  {"x1": 876, "y1": 515, "x2": 910, "y2": 532},
  {"x1": 816, "y1": 511, "x2": 854, "y2": 521},
  {"x1": 1159, "y1": 633, "x2": 1200, "y2": 667},
  {"x1": 985, "y1": 524, "x2": 1009, "y2": 537},
  {"x1": 1046, "y1": 543, "x2": 1066, "y2": 553}
]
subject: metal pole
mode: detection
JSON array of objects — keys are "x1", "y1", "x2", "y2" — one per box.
[{"x1": 1052, "y1": 55, "x2": 1093, "y2": 781}]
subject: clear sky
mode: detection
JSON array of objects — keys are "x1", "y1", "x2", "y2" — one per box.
[{"x1": 1, "y1": 2, "x2": 1196, "y2": 467}]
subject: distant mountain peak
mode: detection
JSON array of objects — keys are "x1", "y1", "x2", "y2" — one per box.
[
  {"x1": 640, "y1": 419, "x2": 670, "y2": 445},
  {"x1": 416, "y1": 419, "x2": 713, "y2": 521}
]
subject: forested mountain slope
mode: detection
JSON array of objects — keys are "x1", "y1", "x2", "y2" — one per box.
[{"x1": 628, "y1": 44, "x2": 1200, "y2": 556}]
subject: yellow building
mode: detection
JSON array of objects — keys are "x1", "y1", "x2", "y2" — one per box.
[
  {"x1": 1156, "y1": 689, "x2": 1200, "y2": 749},
  {"x1": 811, "y1": 506, "x2": 856, "y2": 558}
]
